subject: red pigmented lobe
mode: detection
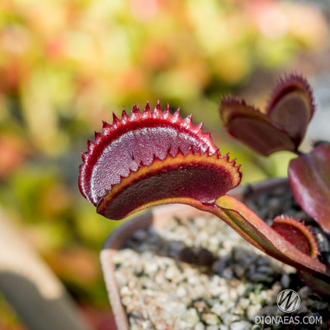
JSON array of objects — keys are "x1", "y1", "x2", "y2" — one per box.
[
  {"x1": 220, "y1": 74, "x2": 315, "y2": 156},
  {"x1": 272, "y1": 215, "x2": 319, "y2": 258},
  {"x1": 79, "y1": 103, "x2": 218, "y2": 206}
]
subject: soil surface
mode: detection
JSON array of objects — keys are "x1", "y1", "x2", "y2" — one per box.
[{"x1": 114, "y1": 185, "x2": 330, "y2": 330}]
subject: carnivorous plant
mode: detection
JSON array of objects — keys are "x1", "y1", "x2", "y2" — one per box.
[{"x1": 79, "y1": 74, "x2": 330, "y2": 296}]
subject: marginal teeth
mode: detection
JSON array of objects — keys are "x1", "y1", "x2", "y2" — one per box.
[
  {"x1": 102, "y1": 120, "x2": 111, "y2": 129},
  {"x1": 221, "y1": 95, "x2": 249, "y2": 108},
  {"x1": 130, "y1": 104, "x2": 140, "y2": 121},
  {"x1": 222, "y1": 153, "x2": 230, "y2": 161},
  {"x1": 194, "y1": 122, "x2": 203, "y2": 132},
  {"x1": 163, "y1": 103, "x2": 170, "y2": 118},
  {"x1": 132, "y1": 104, "x2": 140, "y2": 114},
  {"x1": 153, "y1": 102, "x2": 162, "y2": 117},
  {"x1": 230, "y1": 157, "x2": 237, "y2": 165},
  {"x1": 81, "y1": 152, "x2": 88, "y2": 162},
  {"x1": 94, "y1": 132, "x2": 101, "y2": 139},
  {"x1": 172, "y1": 109, "x2": 180, "y2": 122},
  {"x1": 182, "y1": 114, "x2": 193, "y2": 128},
  {"x1": 112, "y1": 113, "x2": 120, "y2": 125},
  {"x1": 121, "y1": 108, "x2": 128, "y2": 122},
  {"x1": 87, "y1": 140, "x2": 96, "y2": 151},
  {"x1": 144, "y1": 101, "x2": 150, "y2": 112}
]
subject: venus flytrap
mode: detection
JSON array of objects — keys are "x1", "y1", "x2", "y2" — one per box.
[
  {"x1": 220, "y1": 74, "x2": 330, "y2": 236},
  {"x1": 220, "y1": 74, "x2": 330, "y2": 295},
  {"x1": 220, "y1": 75, "x2": 330, "y2": 237},
  {"x1": 78, "y1": 74, "x2": 330, "y2": 297}
]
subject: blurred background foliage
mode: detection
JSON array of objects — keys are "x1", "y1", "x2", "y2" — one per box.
[{"x1": 0, "y1": 0, "x2": 329, "y2": 328}]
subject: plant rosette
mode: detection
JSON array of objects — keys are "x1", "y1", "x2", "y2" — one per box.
[{"x1": 78, "y1": 74, "x2": 330, "y2": 329}]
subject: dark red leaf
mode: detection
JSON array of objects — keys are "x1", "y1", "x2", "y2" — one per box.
[
  {"x1": 214, "y1": 195, "x2": 330, "y2": 283},
  {"x1": 97, "y1": 151, "x2": 241, "y2": 220},
  {"x1": 289, "y1": 144, "x2": 330, "y2": 235},
  {"x1": 220, "y1": 97, "x2": 296, "y2": 156},
  {"x1": 267, "y1": 74, "x2": 315, "y2": 146}
]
